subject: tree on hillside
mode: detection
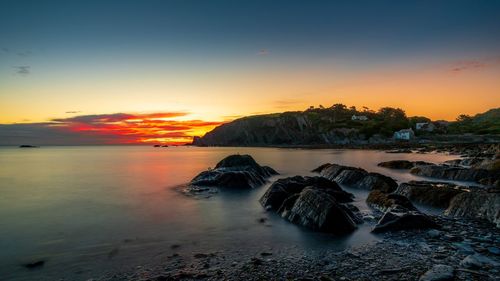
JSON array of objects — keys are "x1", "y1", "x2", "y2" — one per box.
[{"x1": 376, "y1": 107, "x2": 410, "y2": 136}]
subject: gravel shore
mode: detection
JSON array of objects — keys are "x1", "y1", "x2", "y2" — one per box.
[{"x1": 97, "y1": 215, "x2": 499, "y2": 281}]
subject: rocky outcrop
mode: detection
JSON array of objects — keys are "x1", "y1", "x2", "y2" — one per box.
[
  {"x1": 312, "y1": 163, "x2": 398, "y2": 192},
  {"x1": 410, "y1": 165, "x2": 491, "y2": 183},
  {"x1": 394, "y1": 181, "x2": 467, "y2": 208},
  {"x1": 366, "y1": 181, "x2": 439, "y2": 233},
  {"x1": 191, "y1": 112, "x2": 370, "y2": 146},
  {"x1": 260, "y1": 176, "x2": 361, "y2": 234},
  {"x1": 366, "y1": 190, "x2": 416, "y2": 212},
  {"x1": 187, "y1": 155, "x2": 278, "y2": 191},
  {"x1": 445, "y1": 189, "x2": 500, "y2": 228},
  {"x1": 372, "y1": 205, "x2": 439, "y2": 233},
  {"x1": 377, "y1": 160, "x2": 433, "y2": 169}
]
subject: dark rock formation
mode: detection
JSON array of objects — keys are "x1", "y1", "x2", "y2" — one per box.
[
  {"x1": 410, "y1": 165, "x2": 491, "y2": 183},
  {"x1": 394, "y1": 181, "x2": 467, "y2": 208},
  {"x1": 188, "y1": 154, "x2": 278, "y2": 190},
  {"x1": 366, "y1": 190, "x2": 417, "y2": 212},
  {"x1": 312, "y1": 163, "x2": 398, "y2": 192},
  {"x1": 23, "y1": 260, "x2": 45, "y2": 269},
  {"x1": 260, "y1": 176, "x2": 361, "y2": 234},
  {"x1": 445, "y1": 189, "x2": 500, "y2": 228},
  {"x1": 372, "y1": 206, "x2": 439, "y2": 233},
  {"x1": 191, "y1": 112, "x2": 370, "y2": 146},
  {"x1": 377, "y1": 160, "x2": 433, "y2": 169}
]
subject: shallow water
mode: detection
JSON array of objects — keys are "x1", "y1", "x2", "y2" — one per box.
[{"x1": 0, "y1": 146, "x2": 463, "y2": 280}]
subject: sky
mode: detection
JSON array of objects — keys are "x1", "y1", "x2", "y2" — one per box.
[{"x1": 0, "y1": 0, "x2": 499, "y2": 144}]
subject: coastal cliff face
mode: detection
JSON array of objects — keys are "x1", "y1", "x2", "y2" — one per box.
[
  {"x1": 191, "y1": 107, "x2": 500, "y2": 146},
  {"x1": 192, "y1": 112, "x2": 376, "y2": 146}
]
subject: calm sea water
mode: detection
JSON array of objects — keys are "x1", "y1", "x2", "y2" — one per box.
[{"x1": 0, "y1": 146, "x2": 461, "y2": 280}]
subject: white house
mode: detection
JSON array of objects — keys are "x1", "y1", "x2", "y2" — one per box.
[
  {"x1": 415, "y1": 122, "x2": 436, "y2": 132},
  {"x1": 351, "y1": 115, "x2": 368, "y2": 121},
  {"x1": 394, "y1": 128, "x2": 415, "y2": 140}
]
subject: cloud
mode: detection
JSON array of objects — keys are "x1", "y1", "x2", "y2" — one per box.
[
  {"x1": 0, "y1": 112, "x2": 224, "y2": 145},
  {"x1": 13, "y1": 66, "x2": 30, "y2": 75},
  {"x1": 1, "y1": 47, "x2": 9, "y2": 53},
  {"x1": 448, "y1": 57, "x2": 500, "y2": 74},
  {"x1": 65, "y1": 111, "x2": 82, "y2": 114},
  {"x1": 257, "y1": 49, "x2": 270, "y2": 56},
  {"x1": 273, "y1": 99, "x2": 304, "y2": 109},
  {"x1": 16, "y1": 50, "x2": 32, "y2": 57}
]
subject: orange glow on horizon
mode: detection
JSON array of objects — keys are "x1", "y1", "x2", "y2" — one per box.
[{"x1": 44, "y1": 112, "x2": 225, "y2": 145}]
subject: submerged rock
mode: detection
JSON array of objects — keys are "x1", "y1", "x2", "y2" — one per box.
[
  {"x1": 394, "y1": 181, "x2": 467, "y2": 208},
  {"x1": 260, "y1": 176, "x2": 361, "y2": 234},
  {"x1": 372, "y1": 206, "x2": 439, "y2": 233},
  {"x1": 445, "y1": 189, "x2": 500, "y2": 228},
  {"x1": 188, "y1": 154, "x2": 278, "y2": 190},
  {"x1": 378, "y1": 160, "x2": 433, "y2": 170},
  {"x1": 312, "y1": 163, "x2": 397, "y2": 192}
]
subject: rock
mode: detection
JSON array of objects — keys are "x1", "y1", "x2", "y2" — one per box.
[
  {"x1": 372, "y1": 206, "x2": 439, "y2": 233},
  {"x1": 354, "y1": 173, "x2": 398, "y2": 193},
  {"x1": 385, "y1": 149, "x2": 413, "y2": 153},
  {"x1": 187, "y1": 154, "x2": 278, "y2": 191},
  {"x1": 394, "y1": 181, "x2": 467, "y2": 208},
  {"x1": 445, "y1": 190, "x2": 500, "y2": 228},
  {"x1": 281, "y1": 187, "x2": 360, "y2": 234},
  {"x1": 333, "y1": 167, "x2": 368, "y2": 186},
  {"x1": 487, "y1": 247, "x2": 500, "y2": 255},
  {"x1": 378, "y1": 160, "x2": 433, "y2": 170},
  {"x1": 452, "y1": 242, "x2": 475, "y2": 255},
  {"x1": 260, "y1": 176, "x2": 361, "y2": 234},
  {"x1": 260, "y1": 176, "x2": 354, "y2": 211},
  {"x1": 460, "y1": 254, "x2": 499, "y2": 269},
  {"x1": 23, "y1": 260, "x2": 45, "y2": 269},
  {"x1": 427, "y1": 229, "x2": 442, "y2": 238},
  {"x1": 366, "y1": 190, "x2": 416, "y2": 212},
  {"x1": 410, "y1": 165, "x2": 491, "y2": 183},
  {"x1": 312, "y1": 163, "x2": 398, "y2": 192},
  {"x1": 418, "y1": 264, "x2": 454, "y2": 281}
]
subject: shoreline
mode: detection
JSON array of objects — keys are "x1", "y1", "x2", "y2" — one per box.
[{"x1": 98, "y1": 214, "x2": 500, "y2": 281}]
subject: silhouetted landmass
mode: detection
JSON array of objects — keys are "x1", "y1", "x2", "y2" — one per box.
[{"x1": 192, "y1": 105, "x2": 500, "y2": 146}]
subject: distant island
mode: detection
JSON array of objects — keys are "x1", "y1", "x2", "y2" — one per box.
[{"x1": 192, "y1": 105, "x2": 500, "y2": 147}]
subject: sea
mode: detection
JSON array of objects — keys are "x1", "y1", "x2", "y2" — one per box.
[{"x1": 0, "y1": 146, "x2": 465, "y2": 280}]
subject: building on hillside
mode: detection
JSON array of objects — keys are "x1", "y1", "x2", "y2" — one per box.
[
  {"x1": 394, "y1": 128, "x2": 415, "y2": 140},
  {"x1": 415, "y1": 122, "x2": 436, "y2": 132},
  {"x1": 351, "y1": 115, "x2": 368, "y2": 121}
]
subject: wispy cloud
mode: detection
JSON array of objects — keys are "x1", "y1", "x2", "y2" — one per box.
[
  {"x1": 448, "y1": 57, "x2": 500, "y2": 74},
  {"x1": 0, "y1": 112, "x2": 224, "y2": 145},
  {"x1": 16, "y1": 50, "x2": 32, "y2": 57},
  {"x1": 65, "y1": 111, "x2": 82, "y2": 114},
  {"x1": 257, "y1": 49, "x2": 270, "y2": 56},
  {"x1": 273, "y1": 98, "x2": 304, "y2": 109},
  {"x1": 13, "y1": 65, "x2": 30, "y2": 75}
]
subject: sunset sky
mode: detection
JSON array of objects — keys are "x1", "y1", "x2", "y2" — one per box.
[{"x1": 1, "y1": 0, "x2": 499, "y2": 144}]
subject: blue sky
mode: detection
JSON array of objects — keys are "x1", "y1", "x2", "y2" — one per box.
[{"x1": 0, "y1": 0, "x2": 499, "y2": 144}]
